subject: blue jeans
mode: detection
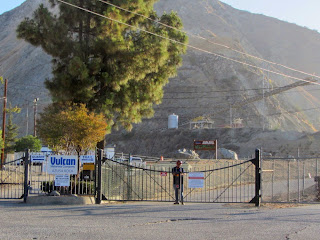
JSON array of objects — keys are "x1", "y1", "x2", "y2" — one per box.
[{"x1": 173, "y1": 184, "x2": 183, "y2": 203}]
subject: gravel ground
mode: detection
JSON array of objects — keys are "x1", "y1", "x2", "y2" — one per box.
[{"x1": 1, "y1": 200, "x2": 320, "y2": 240}]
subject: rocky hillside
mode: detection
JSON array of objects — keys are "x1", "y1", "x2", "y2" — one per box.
[
  {"x1": 152, "y1": 0, "x2": 320, "y2": 132},
  {"x1": 0, "y1": 0, "x2": 52, "y2": 135},
  {"x1": 107, "y1": 127, "x2": 312, "y2": 158},
  {"x1": 1, "y1": 0, "x2": 320, "y2": 156}
]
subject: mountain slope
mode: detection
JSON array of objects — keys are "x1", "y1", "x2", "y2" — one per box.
[{"x1": 1, "y1": 0, "x2": 320, "y2": 136}]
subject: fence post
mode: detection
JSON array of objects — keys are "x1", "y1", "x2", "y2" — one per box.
[
  {"x1": 23, "y1": 149, "x2": 30, "y2": 203},
  {"x1": 127, "y1": 154, "x2": 132, "y2": 200},
  {"x1": 250, "y1": 149, "x2": 261, "y2": 207},
  {"x1": 287, "y1": 160, "x2": 290, "y2": 202},
  {"x1": 96, "y1": 148, "x2": 102, "y2": 204}
]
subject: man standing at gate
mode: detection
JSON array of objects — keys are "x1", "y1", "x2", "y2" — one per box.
[{"x1": 172, "y1": 160, "x2": 184, "y2": 205}]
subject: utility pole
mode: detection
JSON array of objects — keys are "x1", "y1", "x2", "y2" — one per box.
[
  {"x1": 33, "y1": 98, "x2": 39, "y2": 137},
  {"x1": 262, "y1": 69, "x2": 265, "y2": 131},
  {"x1": 229, "y1": 104, "x2": 233, "y2": 128},
  {"x1": 262, "y1": 64, "x2": 270, "y2": 131},
  {"x1": 26, "y1": 103, "x2": 29, "y2": 136},
  {"x1": 1, "y1": 79, "x2": 7, "y2": 169}
]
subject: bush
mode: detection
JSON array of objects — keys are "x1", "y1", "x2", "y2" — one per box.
[{"x1": 41, "y1": 179, "x2": 95, "y2": 195}]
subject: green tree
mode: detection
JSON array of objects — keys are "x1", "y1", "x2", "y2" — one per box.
[
  {"x1": 5, "y1": 105, "x2": 21, "y2": 154},
  {"x1": 15, "y1": 135, "x2": 42, "y2": 152},
  {"x1": 0, "y1": 130, "x2": 4, "y2": 151},
  {"x1": 37, "y1": 103, "x2": 108, "y2": 154},
  {"x1": 17, "y1": 0, "x2": 187, "y2": 131}
]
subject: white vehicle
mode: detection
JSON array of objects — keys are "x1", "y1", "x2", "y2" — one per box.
[
  {"x1": 130, "y1": 156, "x2": 143, "y2": 163},
  {"x1": 129, "y1": 156, "x2": 146, "y2": 168},
  {"x1": 41, "y1": 146, "x2": 52, "y2": 154}
]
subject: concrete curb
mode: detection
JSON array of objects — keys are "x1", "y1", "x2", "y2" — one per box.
[{"x1": 26, "y1": 195, "x2": 96, "y2": 205}]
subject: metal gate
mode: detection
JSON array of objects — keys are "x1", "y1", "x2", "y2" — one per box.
[
  {"x1": 2, "y1": 148, "x2": 262, "y2": 205},
  {"x1": 0, "y1": 156, "x2": 25, "y2": 199},
  {"x1": 99, "y1": 150, "x2": 260, "y2": 204}
]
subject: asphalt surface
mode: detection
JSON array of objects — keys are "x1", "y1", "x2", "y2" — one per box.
[{"x1": 0, "y1": 200, "x2": 320, "y2": 240}]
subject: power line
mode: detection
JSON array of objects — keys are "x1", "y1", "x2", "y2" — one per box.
[
  {"x1": 165, "y1": 87, "x2": 320, "y2": 94},
  {"x1": 5, "y1": 83, "x2": 320, "y2": 94},
  {"x1": 0, "y1": 85, "x2": 45, "y2": 90},
  {"x1": 9, "y1": 81, "x2": 320, "y2": 95},
  {"x1": 162, "y1": 90, "x2": 320, "y2": 100},
  {"x1": 154, "y1": 103, "x2": 228, "y2": 108},
  {"x1": 266, "y1": 107, "x2": 320, "y2": 117},
  {"x1": 151, "y1": 105, "x2": 320, "y2": 120},
  {"x1": 5, "y1": 83, "x2": 320, "y2": 101},
  {"x1": 98, "y1": 0, "x2": 320, "y2": 81},
  {"x1": 165, "y1": 85, "x2": 320, "y2": 93},
  {"x1": 164, "y1": 87, "x2": 273, "y2": 94},
  {"x1": 56, "y1": 0, "x2": 320, "y2": 86}
]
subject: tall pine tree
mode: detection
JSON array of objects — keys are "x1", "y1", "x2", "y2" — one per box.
[
  {"x1": 5, "y1": 105, "x2": 20, "y2": 154},
  {"x1": 17, "y1": 0, "x2": 187, "y2": 131}
]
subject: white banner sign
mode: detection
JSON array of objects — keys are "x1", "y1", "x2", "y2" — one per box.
[
  {"x1": 47, "y1": 155, "x2": 78, "y2": 175},
  {"x1": 54, "y1": 175, "x2": 70, "y2": 187},
  {"x1": 188, "y1": 172, "x2": 204, "y2": 188},
  {"x1": 105, "y1": 148, "x2": 115, "y2": 159},
  {"x1": 31, "y1": 153, "x2": 46, "y2": 163},
  {"x1": 80, "y1": 155, "x2": 95, "y2": 164}
]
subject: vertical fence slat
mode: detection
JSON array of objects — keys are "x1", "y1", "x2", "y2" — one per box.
[
  {"x1": 23, "y1": 149, "x2": 29, "y2": 203},
  {"x1": 298, "y1": 159, "x2": 300, "y2": 202},
  {"x1": 287, "y1": 160, "x2": 290, "y2": 202}
]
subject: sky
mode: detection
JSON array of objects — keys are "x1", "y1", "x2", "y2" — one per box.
[
  {"x1": 219, "y1": 0, "x2": 320, "y2": 32},
  {"x1": 0, "y1": 0, "x2": 26, "y2": 15},
  {"x1": 0, "y1": 0, "x2": 319, "y2": 32}
]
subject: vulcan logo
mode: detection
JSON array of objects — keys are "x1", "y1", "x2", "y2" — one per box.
[{"x1": 50, "y1": 157, "x2": 76, "y2": 166}]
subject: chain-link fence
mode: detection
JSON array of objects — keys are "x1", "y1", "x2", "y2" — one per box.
[{"x1": 261, "y1": 157, "x2": 319, "y2": 203}]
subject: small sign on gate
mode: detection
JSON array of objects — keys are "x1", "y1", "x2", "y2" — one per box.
[
  {"x1": 188, "y1": 172, "x2": 204, "y2": 188},
  {"x1": 83, "y1": 163, "x2": 95, "y2": 171},
  {"x1": 160, "y1": 172, "x2": 167, "y2": 177},
  {"x1": 54, "y1": 175, "x2": 70, "y2": 187}
]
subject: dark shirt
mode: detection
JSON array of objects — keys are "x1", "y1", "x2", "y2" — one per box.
[{"x1": 172, "y1": 166, "x2": 184, "y2": 185}]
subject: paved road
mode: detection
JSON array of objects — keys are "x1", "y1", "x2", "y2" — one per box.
[{"x1": 0, "y1": 200, "x2": 320, "y2": 240}]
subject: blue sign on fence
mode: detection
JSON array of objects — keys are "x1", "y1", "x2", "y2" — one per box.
[
  {"x1": 31, "y1": 154, "x2": 46, "y2": 163},
  {"x1": 80, "y1": 155, "x2": 95, "y2": 164},
  {"x1": 47, "y1": 155, "x2": 78, "y2": 175}
]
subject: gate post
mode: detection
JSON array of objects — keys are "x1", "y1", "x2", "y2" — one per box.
[
  {"x1": 250, "y1": 149, "x2": 261, "y2": 207},
  {"x1": 23, "y1": 149, "x2": 30, "y2": 203},
  {"x1": 127, "y1": 154, "x2": 132, "y2": 200},
  {"x1": 95, "y1": 148, "x2": 102, "y2": 204}
]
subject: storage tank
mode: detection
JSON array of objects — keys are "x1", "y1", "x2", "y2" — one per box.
[{"x1": 168, "y1": 114, "x2": 178, "y2": 129}]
